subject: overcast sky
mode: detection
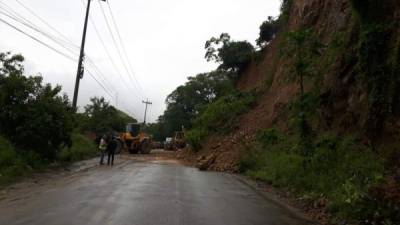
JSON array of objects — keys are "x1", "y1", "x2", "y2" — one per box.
[{"x1": 0, "y1": 0, "x2": 281, "y2": 122}]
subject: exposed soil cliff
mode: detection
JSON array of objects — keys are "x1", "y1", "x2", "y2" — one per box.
[{"x1": 185, "y1": 0, "x2": 400, "y2": 173}]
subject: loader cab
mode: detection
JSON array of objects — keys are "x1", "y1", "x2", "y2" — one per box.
[{"x1": 126, "y1": 123, "x2": 141, "y2": 137}]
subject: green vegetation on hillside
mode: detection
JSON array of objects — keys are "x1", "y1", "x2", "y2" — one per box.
[
  {"x1": 151, "y1": 70, "x2": 237, "y2": 141},
  {"x1": 237, "y1": 1, "x2": 400, "y2": 224},
  {"x1": 187, "y1": 92, "x2": 255, "y2": 151},
  {"x1": 257, "y1": 17, "x2": 278, "y2": 47},
  {"x1": 240, "y1": 130, "x2": 388, "y2": 223},
  {"x1": 205, "y1": 33, "x2": 255, "y2": 74}
]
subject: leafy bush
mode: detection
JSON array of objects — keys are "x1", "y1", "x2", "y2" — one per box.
[
  {"x1": 0, "y1": 136, "x2": 27, "y2": 185},
  {"x1": 0, "y1": 136, "x2": 17, "y2": 168},
  {"x1": 186, "y1": 128, "x2": 208, "y2": 151},
  {"x1": 256, "y1": 128, "x2": 282, "y2": 147},
  {"x1": 186, "y1": 92, "x2": 255, "y2": 150},
  {"x1": 257, "y1": 17, "x2": 278, "y2": 47},
  {"x1": 153, "y1": 71, "x2": 235, "y2": 140},
  {"x1": 79, "y1": 97, "x2": 136, "y2": 135},
  {"x1": 58, "y1": 134, "x2": 96, "y2": 163},
  {"x1": 242, "y1": 130, "x2": 387, "y2": 223},
  {"x1": 0, "y1": 52, "x2": 74, "y2": 161},
  {"x1": 194, "y1": 92, "x2": 254, "y2": 131},
  {"x1": 205, "y1": 33, "x2": 255, "y2": 72}
]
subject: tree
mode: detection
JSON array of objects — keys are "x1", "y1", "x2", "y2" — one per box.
[
  {"x1": 142, "y1": 123, "x2": 163, "y2": 141},
  {"x1": 156, "y1": 71, "x2": 235, "y2": 138},
  {"x1": 205, "y1": 33, "x2": 255, "y2": 73},
  {"x1": 81, "y1": 97, "x2": 136, "y2": 135},
  {"x1": 0, "y1": 52, "x2": 74, "y2": 161},
  {"x1": 284, "y1": 29, "x2": 321, "y2": 160},
  {"x1": 257, "y1": 16, "x2": 278, "y2": 47}
]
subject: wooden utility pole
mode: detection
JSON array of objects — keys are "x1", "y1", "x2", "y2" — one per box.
[
  {"x1": 142, "y1": 99, "x2": 152, "y2": 125},
  {"x1": 72, "y1": 0, "x2": 106, "y2": 109}
]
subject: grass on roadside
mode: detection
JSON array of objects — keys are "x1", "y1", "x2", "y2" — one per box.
[
  {"x1": 0, "y1": 136, "x2": 31, "y2": 185},
  {"x1": 238, "y1": 128, "x2": 393, "y2": 224},
  {"x1": 58, "y1": 133, "x2": 97, "y2": 163},
  {"x1": 0, "y1": 133, "x2": 97, "y2": 186}
]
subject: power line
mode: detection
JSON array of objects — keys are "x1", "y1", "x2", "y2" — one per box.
[
  {"x1": 14, "y1": 0, "x2": 79, "y2": 50},
  {"x1": 79, "y1": 0, "x2": 142, "y2": 100},
  {"x1": 0, "y1": 17, "x2": 76, "y2": 61},
  {"x1": 85, "y1": 69, "x2": 115, "y2": 99},
  {"x1": 0, "y1": 1, "x2": 78, "y2": 51},
  {"x1": 86, "y1": 58, "x2": 118, "y2": 93},
  {"x1": 106, "y1": 2, "x2": 146, "y2": 96},
  {"x1": 0, "y1": 6, "x2": 117, "y2": 96},
  {"x1": 87, "y1": 12, "x2": 138, "y2": 98},
  {"x1": 0, "y1": 8, "x2": 78, "y2": 57},
  {"x1": 97, "y1": 1, "x2": 145, "y2": 99},
  {"x1": 7, "y1": 1, "x2": 119, "y2": 95},
  {"x1": 0, "y1": 16, "x2": 115, "y2": 101}
]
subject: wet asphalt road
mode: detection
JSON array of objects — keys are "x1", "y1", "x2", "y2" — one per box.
[{"x1": 0, "y1": 157, "x2": 314, "y2": 225}]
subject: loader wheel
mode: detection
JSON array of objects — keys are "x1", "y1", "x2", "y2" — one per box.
[
  {"x1": 140, "y1": 140, "x2": 151, "y2": 154},
  {"x1": 129, "y1": 148, "x2": 139, "y2": 154}
]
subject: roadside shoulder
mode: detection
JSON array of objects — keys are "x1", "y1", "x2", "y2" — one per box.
[{"x1": 233, "y1": 174, "x2": 320, "y2": 225}]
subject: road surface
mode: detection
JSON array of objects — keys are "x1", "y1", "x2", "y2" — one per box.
[{"x1": 0, "y1": 155, "x2": 314, "y2": 225}]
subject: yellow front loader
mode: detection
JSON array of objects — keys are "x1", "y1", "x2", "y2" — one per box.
[{"x1": 120, "y1": 123, "x2": 152, "y2": 154}]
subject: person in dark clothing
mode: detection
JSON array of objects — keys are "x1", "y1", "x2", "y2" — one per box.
[{"x1": 107, "y1": 136, "x2": 118, "y2": 166}]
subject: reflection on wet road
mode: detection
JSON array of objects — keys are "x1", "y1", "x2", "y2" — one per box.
[{"x1": 0, "y1": 157, "x2": 314, "y2": 225}]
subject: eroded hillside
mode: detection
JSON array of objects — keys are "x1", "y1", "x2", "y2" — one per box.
[
  {"x1": 178, "y1": 1, "x2": 400, "y2": 223},
  {"x1": 193, "y1": 0, "x2": 400, "y2": 172}
]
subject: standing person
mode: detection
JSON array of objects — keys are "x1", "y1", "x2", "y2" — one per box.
[
  {"x1": 99, "y1": 135, "x2": 107, "y2": 165},
  {"x1": 107, "y1": 135, "x2": 118, "y2": 166}
]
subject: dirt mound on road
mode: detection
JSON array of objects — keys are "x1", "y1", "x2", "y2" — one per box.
[{"x1": 176, "y1": 131, "x2": 254, "y2": 173}]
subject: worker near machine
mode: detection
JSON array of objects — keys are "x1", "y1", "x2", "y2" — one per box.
[
  {"x1": 107, "y1": 135, "x2": 118, "y2": 166},
  {"x1": 98, "y1": 135, "x2": 107, "y2": 165}
]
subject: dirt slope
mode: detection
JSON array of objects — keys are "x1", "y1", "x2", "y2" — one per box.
[{"x1": 182, "y1": 0, "x2": 400, "y2": 172}]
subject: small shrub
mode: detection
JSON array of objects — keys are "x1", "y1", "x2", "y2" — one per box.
[
  {"x1": 0, "y1": 136, "x2": 17, "y2": 168},
  {"x1": 185, "y1": 128, "x2": 208, "y2": 152},
  {"x1": 238, "y1": 148, "x2": 263, "y2": 173},
  {"x1": 0, "y1": 136, "x2": 27, "y2": 185},
  {"x1": 194, "y1": 92, "x2": 255, "y2": 131},
  {"x1": 186, "y1": 92, "x2": 255, "y2": 150},
  {"x1": 58, "y1": 134, "x2": 96, "y2": 163},
  {"x1": 256, "y1": 128, "x2": 282, "y2": 147}
]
